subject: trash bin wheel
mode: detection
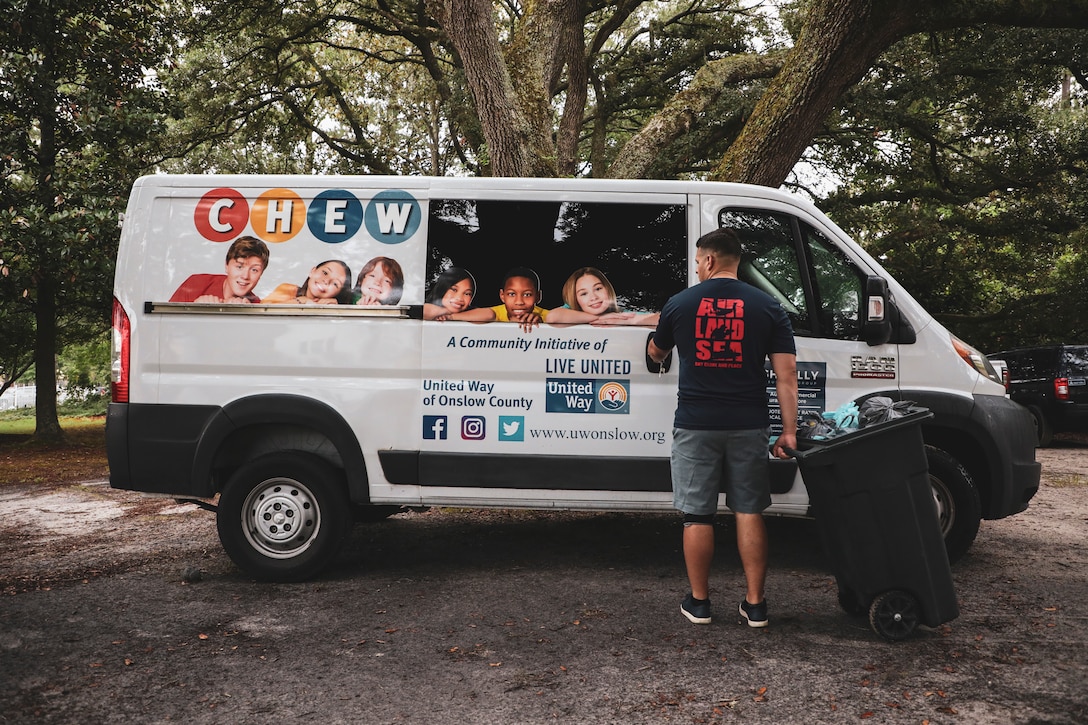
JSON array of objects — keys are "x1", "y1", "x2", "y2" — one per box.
[
  {"x1": 868, "y1": 590, "x2": 920, "y2": 641},
  {"x1": 837, "y1": 584, "x2": 866, "y2": 616}
]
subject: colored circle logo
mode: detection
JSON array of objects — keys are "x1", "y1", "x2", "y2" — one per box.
[
  {"x1": 195, "y1": 188, "x2": 250, "y2": 242},
  {"x1": 252, "y1": 188, "x2": 305, "y2": 243},
  {"x1": 307, "y1": 189, "x2": 363, "y2": 244},
  {"x1": 598, "y1": 382, "x2": 629, "y2": 411},
  {"x1": 364, "y1": 189, "x2": 420, "y2": 245}
]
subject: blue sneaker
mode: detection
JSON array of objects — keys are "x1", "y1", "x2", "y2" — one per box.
[
  {"x1": 681, "y1": 593, "x2": 712, "y2": 625},
  {"x1": 739, "y1": 599, "x2": 769, "y2": 628}
]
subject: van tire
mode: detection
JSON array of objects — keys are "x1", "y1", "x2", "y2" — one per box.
[
  {"x1": 217, "y1": 452, "x2": 352, "y2": 582},
  {"x1": 925, "y1": 446, "x2": 980, "y2": 565},
  {"x1": 1026, "y1": 405, "x2": 1053, "y2": 447}
]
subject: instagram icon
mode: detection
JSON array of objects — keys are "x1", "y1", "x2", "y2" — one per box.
[{"x1": 461, "y1": 415, "x2": 486, "y2": 440}]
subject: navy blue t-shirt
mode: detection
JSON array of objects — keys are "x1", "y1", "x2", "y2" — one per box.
[{"x1": 652, "y1": 277, "x2": 795, "y2": 430}]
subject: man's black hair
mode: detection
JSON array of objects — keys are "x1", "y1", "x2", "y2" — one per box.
[{"x1": 695, "y1": 228, "x2": 743, "y2": 260}]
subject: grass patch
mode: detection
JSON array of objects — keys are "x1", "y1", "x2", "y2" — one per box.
[
  {"x1": 0, "y1": 415, "x2": 108, "y2": 487},
  {"x1": 1048, "y1": 473, "x2": 1088, "y2": 489}
]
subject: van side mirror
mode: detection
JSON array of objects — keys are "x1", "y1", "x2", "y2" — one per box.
[{"x1": 862, "y1": 276, "x2": 893, "y2": 346}]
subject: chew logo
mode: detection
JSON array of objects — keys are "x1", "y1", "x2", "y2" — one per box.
[{"x1": 194, "y1": 188, "x2": 420, "y2": 245}]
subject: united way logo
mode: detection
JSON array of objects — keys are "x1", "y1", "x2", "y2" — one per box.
[
  {"x1": 546, "y1": 378, "x2": 630, "y2": 414},
  {"x1": 597, "y1": 382, "x2": 629, "y2": 411}
]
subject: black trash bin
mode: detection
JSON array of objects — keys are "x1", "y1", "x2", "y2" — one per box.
[{"x1": 792, "y1": 407, "x2": 959, "y2": 641}]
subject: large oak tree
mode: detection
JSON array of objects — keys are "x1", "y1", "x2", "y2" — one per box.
[{"x1": 1, "y1": 0, "x2": 175, "y2": 440}]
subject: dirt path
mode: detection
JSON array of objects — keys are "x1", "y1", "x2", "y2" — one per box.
[{"x1": 1, "y1": 440, "x2": 1086, "y2": 723}]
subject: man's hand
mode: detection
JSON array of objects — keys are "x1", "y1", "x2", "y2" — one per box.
[{"x1": 771, "y1": 431, "x2": 797, "y2": 460}]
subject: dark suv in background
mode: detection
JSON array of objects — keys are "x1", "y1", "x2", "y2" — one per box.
[{"x1": 987, "y1": 345, "x2": 1088, "y2": 446}]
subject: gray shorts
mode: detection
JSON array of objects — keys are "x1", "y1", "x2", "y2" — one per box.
[{"x1": 670, "y1": 427, "x2": 772, "y2": 516}]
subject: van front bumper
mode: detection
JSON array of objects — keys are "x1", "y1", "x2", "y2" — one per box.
[{"x1": 971, "y1": 393, "x2": 1040, "y2": 518}]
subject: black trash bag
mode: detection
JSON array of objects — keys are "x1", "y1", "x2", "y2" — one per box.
[
  {"x1": 859, "y1": 396, "x2": 917, "y2": 426},
  {"x1": 797, "y1": 411, "x2": 843, "y2": 440}
]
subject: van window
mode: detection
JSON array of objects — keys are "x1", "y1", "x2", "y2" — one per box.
[
  {"x1": 427, "y1": 199, "x2": 686, "y2": 312},
  {"x1": 804, "y1": 225, "x2": 863, "y2": 340},
  {"x1": 719, "y1": 209, "x2": 866, "y2": 340},
  {"x1": 718, "y1": 209, "x2": 812, "y2": 335}
]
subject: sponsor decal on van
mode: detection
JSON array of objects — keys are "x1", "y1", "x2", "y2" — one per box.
[{"x1": 545, "y1": 378, "x2": 630, "y2": 414}]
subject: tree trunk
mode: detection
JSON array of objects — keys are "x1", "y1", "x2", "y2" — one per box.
[
  {"x1": 33, "y1": 275, "x2": 63, "y2": 442},
  {"x1": 605, "y1": 52, "x2": 783, "y2": 180},
  {"x1": 712, "y1": 0, "x2": 1088, "y2": 187},
  {"x1": 437, "y1": 0, "x2": 565, "y2": 177},
  {"x1": 552, "y1": 0, "x2": 587, "y2": 176},
  {"x1": 712, "y1": 0, "x2": 917, "y2": 186},
  {"x1": 29, "y1": 0, "x2": 65, "y2": 442}
]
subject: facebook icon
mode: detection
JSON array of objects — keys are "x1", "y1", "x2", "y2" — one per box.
[{"x1": 423, "y1": 415, "x2": 447, "y2": 440}]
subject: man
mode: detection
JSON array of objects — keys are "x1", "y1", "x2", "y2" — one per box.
[
  {"x1": 648, "y1": 228, "x2": 798, "y2": 628},
  {"x1": 169, "y1": 235, "x2": 270, "y2": 303}
]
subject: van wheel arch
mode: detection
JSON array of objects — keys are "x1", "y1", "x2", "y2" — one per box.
[{"x1": 193, "y1": 394, "x2": 369, "y2": 503}]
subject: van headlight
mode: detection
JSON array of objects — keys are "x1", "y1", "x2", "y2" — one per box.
[{"x1": 951, "y1": 334, "x2": 1000, "y2": 383}]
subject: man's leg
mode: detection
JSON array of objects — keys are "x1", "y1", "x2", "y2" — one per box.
[
  {"x1": 735, "y1": 512, "x2": 767, "y2": 605},
  {"x1": 683, "y1": 522, "x2": 715, "y2": 600}
]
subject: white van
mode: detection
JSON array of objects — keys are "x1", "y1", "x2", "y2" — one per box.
[{"x1": 107, "y1": 175, "x2": 1040, "y2": 581}]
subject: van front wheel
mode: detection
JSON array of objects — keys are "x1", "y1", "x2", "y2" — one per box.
[
  {"x1": 926, "y1": 446, "x2": 980, "y2": 565},
  {"x1": 217, "y1": 452, "x2": 352, "y2": 582}
]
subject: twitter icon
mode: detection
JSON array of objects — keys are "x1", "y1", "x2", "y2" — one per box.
[{"x1": 498, "y1": 416, "x2": 525, "y2": 442}]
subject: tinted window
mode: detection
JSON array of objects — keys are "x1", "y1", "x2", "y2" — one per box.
[
  {"x1": 804, "y1": 225, "x2": 864, "y2": 339},
  {"x1": 717, "y1": 209, "x2": 812, "y2": 335},
  {"x1": 1059, "y1": 346, "x2": 1088, "y2": 376},
  {"x1": 718, "y1": 209, "x2": 867, "y2": 340},
  {"x1": 428, "y1": 199, "x2": 686, "y2": 312}
]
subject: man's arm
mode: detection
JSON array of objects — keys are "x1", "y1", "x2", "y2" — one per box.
[
  {"x1": 770, "y1": 352, "x2": 798, "y2": 459},
  {"x1": 647, "y1": 337, "x2": 670, "y2": 364}
]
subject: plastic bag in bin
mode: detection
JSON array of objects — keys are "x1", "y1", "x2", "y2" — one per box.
[
  {"x1": 859, "y1": 396, "x2": 918, "y2": 426},
  {"x1": 797, "y1": 401, "x2": 860, "y2": 440}
]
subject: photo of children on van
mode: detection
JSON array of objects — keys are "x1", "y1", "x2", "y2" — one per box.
[
  {"x1": 169, "y1": 235, "x2": 270, "y2": 303},
  {"x1": 546, "y1": 267, "x2": 661, "y2": 327},
  {"x1": 263, "y1": 259, "x2": 354, "y2": 305},
  {"x1": 423, "y1": 266, "x2": 476, "y2": 320},
  {"x1": 438, "y1": 266, "x2": 549, "y2": 332},
  {"x1": 425, "y1": 198, "x2": 686, "y2": 329},
  {"x1": 354, "y1": 256, "x2": 405, "y2": 305}
]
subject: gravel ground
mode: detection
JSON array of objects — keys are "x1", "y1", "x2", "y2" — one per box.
[{"x1": 0, "y1": 441, "x2": 1086, "y2": 724}]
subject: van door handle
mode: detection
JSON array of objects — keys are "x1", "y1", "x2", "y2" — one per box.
[{"x1": 646, "y1": 332, "x2": 672, "y2": 374}]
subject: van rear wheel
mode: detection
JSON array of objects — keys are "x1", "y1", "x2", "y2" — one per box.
[
  {"x1": 925, "y1": 446, "x2": 980, "y2": 565},
  {"x1": 217, "y1": 452, "x2": 352, "y2": 582}
]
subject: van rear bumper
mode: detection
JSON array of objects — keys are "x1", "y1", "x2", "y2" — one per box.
[{"x1": 106, "y1": 402, "x2": 220, "y2": 495}]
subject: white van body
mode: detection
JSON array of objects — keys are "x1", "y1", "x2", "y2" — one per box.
[{"x1": 108, "y1": 175, "x2": 1040, "y2": 581}]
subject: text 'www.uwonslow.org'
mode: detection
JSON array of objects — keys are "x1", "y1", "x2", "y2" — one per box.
[{"x1": 528, "y1": 427, "x2": 667, "y2": 445}]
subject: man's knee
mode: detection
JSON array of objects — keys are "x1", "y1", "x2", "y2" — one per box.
[{"x1": 683, "y1": 512, "x2": 716, "y2": 527}]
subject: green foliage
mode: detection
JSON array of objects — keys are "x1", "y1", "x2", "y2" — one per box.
[
  {"x1": 0, "y1": 0, "x2": 180, "y2": 438},
  {"x1": 58, "y1": 333, "x2": 110, "y2": 392},
  {"x1": 813, "y1": 26, "x2": 1088, "y2": 352},
  {"x1": 0, "y1": 393, "x2": 108, "y2": 424},
  {"x1": 156, "y1": 0, "x2": 766, "y2": 177}
]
